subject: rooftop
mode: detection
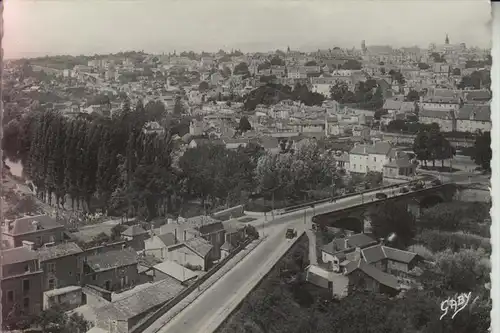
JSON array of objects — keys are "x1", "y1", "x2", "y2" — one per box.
[
  {"x1": 86, "y1": 248, "x2": 138, "y2": 273},
  {"x1": 2, "y1": 246, "x2": 38, "y2": 266},
  {"x1": 96, "y1": 278, "x2": 185, "y2": 321},
  {"x1": 37, "y1": 242, "x2": 83, "y2": 262},
  {"x1": 5, "y1": 215, "x2": 63, "y2": 236},
  {"x1": 184, "y1": 237, "x2": 213, "y2": 257},
  {"x1": 153, "y1": 260, "x2": 198, "y2": 282},
  {"x1": 122, "y1": 225, "x2": 148, "y2": 237}
]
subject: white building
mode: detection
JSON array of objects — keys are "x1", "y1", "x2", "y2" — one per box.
[
  {"x1": 455, "y1": 104, "x2": 491, "y2": 133},
  {"x1": 348, "y1": 141, "x2": 394, "y2": 174}
]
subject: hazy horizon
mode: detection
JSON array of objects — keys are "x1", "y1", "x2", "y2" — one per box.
[{"x1": 3, "y1": 0, "x2": 492, "y2": 59}]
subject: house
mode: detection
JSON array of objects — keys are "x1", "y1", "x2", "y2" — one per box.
[
  {"x1": 418, "y1": 110, "x2": 456, "y2": 132},
  {"x1": 83, "y1": 248, "x2": 139, "y2": 292},
  {"x1": 348, "y1": 141, "x2": 394, "y2": 174},
  {"x1": 287, "y1": 67, "x2": 307, "y2": 79},
  {"x1": 37, "y1": 242, "x2": 84, "y2": 292},
  {"x1": 152, "y1": 259, "x2": 198, "y2": 285},
  {"x1": 223, "y1": 138, "x2": 249, "y2": 150},
  {"x1": 463, "y1": 90, "x2": 491, "y2": 103},
  {"x1": 344, "y1": 259, "x2": 401, "y2": 295},
  {"x1": 144, "y1": 232, "x2": 178, "y2": 261},
  {"x1": 322, "y1": 233, "x2": 379, "y2": 271},
  {"x1": 455, "y1": 104, "x2": 491, "y2": 133},
  {"x1": 419, "y1": 96, "x2": 461, "y2": 113},
  {"x1": 121, "y1": 225, "x2": 148, "y2": 251},
  {"x1": 94, "y1": 278, "x2": 184, "y2": 333},
  {"x1": 164, "y1": 237, "x2": 214, "y2": 271},
  {"x1": 258, "y1": 136, "x2": 281, "y2": 154},
  {"x1": 2, "y1": 214, "x2": 65, "y2": 249},
  {"x1": 383, "y1": 151, "x2": 417, "y2": 180},
  {"x1": 1, "y1": 246, "x2": 43, "y2": 327}
]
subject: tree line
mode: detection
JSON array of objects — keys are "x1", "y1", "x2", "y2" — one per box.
[{"x1": 3, "y1": 105, "x2": 345, "y2": 220}]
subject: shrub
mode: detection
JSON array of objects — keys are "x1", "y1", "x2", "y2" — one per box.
[{"x1": 414, "y1": 230, "x2": 491, "y2": 254}]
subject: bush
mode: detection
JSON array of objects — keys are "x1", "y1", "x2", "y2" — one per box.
[
  {"x1": 245, "y1": 224, "x2": 260, "y2": 240},
  {"x1": 414, "y1": 230, "x2": 491, "y2": 254}
]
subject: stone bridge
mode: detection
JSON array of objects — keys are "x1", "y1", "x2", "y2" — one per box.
[{"x1": 311, "y1": 183, "x2": 460, "y2": 233}]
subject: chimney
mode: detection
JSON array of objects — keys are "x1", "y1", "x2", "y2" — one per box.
[
  {"x1": 174, "y1": 228, "x2": 178, "y2": 241},
  {"x1": 344, "y1": 239, "x2": 348, "y2": 249},
  {"x1": 22, "y1": 240, "x2": 35, "y2": 251},
  {"x1": 32, "y1": 220, "x2": 40, "y2": 231}
]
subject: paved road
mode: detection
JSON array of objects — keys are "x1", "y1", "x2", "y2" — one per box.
[{"x1": 148, "y1": 185, "x2": 417, "y2": 333}]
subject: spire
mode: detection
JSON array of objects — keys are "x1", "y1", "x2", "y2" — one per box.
[{"x1": 445, "y1": 34, "x2": 449, "y2": 45}]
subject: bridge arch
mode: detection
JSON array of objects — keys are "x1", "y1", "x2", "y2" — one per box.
[
  {"x1": 419, "y1": 194, "x2": 444, "y2": 209},
  {"x1": 314, "y1": 216, "x2": 364, "y2": 234}
]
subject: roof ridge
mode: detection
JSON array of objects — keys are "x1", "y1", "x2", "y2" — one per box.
[{"x1": 381, "y1": 246, "x2": 387, "y2": 258}]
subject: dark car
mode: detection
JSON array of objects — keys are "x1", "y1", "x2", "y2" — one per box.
[
  {"x1": 286, "y1": 228, "x2": 298, "y2": 239},
  {"x1": 375, "y1": 192, "x2": 387, "y2": 200},
  {"x1": 400, "y1": 187, "x2": 409, "y2": 194},
  {"x1": 411, "y1": 182, "x2": 424, "y2": 191},
  {"x1": 431, "y1": 179, "x2": 442, "y2": 186}
]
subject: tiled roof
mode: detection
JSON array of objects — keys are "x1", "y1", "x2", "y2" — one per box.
[
  {"x1": 7, "y1": 215, "x2": 62, "y2": 236},
  {"x1": 456, "y1": 104, "x2": 491, "y2": 121},
  {"x1": 96, "y1": 278, "x2": 184, "y2": 320},
  {"x1": 362, "y1": 244, "x2": 418, "y2": 264},
  {"x1": 464, "y1": 90, "x2": 491, "y2": 101},
  {"x1": 157, "y1": 233, "x2": 177, "y2": 248},
  {"x1": 197, "y1": 221, "x2": 224, "y2": 235},
  {"x1": 356, "y1": 260, "x2": 401, "y2": 290},
  {"x1": 2, "y1": 246, "x2": 38, "y2": 266},
  {"x1": 419, "y1": 110, "x2": 454, "y2": 120},
  {"x1": 122, "y1": 225, "x2": 148, "y2": 237},
  {"x1": 347, "y1": 233, "x2": 377, "y2": 248},
  {"x1": 37, "y1": 242, "x2": 83, "y2": 262},
  {"x1": 184, "y1": 237, "x2": 213, "y2": 257},
  {"x1": 86, "y1": 248, "x2": 137, "y2": 272},
  {"x1": 350, "y1": 141, "x2": 392, "y2": 156},
  {"x1": 153, "y1": 260, "x2": 198, "y2": 282}
]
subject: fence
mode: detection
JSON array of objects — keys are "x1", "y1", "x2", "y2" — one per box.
[{"x1": 130, "y1": 236, "x2": 257, "y2": 333}]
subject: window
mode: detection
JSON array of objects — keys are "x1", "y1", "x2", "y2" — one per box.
[
  {"x1": 7, "y1": 290, "x2": 14, "y2": 303},
  {"x1": 92, "y1": 274, "x2": 97, "y2": 281},
  {"x1": 48, "y1": 278, "x2": 56, "y2": 290},
  {"x1": 23, "y1": 297, "x2": 30, "y2": 311},
  {"x1": 373, "y1": 157, "x2": 376, "y2": 162},
  {"x1": 105, "y1": 280, "x2": 111, "y2": 290},
  {"x1": 36, "y1": 236, "x2": 42, "y2": 245},
  {"x1": 23, "y1": 279, "x2": 30, "y2": 293},
  {"x1": 47, "y1": 263, "x2": 56, "y2": 273}
]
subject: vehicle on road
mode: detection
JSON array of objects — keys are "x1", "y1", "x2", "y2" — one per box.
[
  {"x1": 411, "y1": 181, "x2": 424, "y2": 191},
  {"x1": 375, "y1": 192, "x2": 388, "y2": 200},
  {"x1": 285, "y1": 228, "x2": 297, "y2": 239},
  {"x1": 400, "y1": 187, "x2": 409, "y2": 193},
  {"x1": 431, "y1": 179, "x2": 442, "y2": 186}
]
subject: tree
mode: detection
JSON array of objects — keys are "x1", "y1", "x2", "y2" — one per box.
[
  {"x1": 369, "y1": 202, "x2": 416, "y2": 249},
  {"x1": 33, "y1": 306, "x2": 90, "y2": 333},
  {"x1": 452, "y1": 68, "x2": 461, "y2": 76},
  {"x1": 270, "y1": 56, "x2": 285, "y2": 66},
  {"x1": 471, "y1": 131, "x2": 491, "y2": 171},
  {"x1": 238, "y1": 116, "x2": 252, "y2": 132},
  {"x1": 198, "y1": 81, "x2": 210, "y2": 92},
  {"x1": 233, "y1": 62, "x2": 250, "y2": 76},
  {"x1": 341, "y1": 59, "x2": 362, "y2": 70},
  {"x1": 305, "y1": 60, "x2": 317, "y2": 66},
  {"x1": 430, "y1": 52, "x2": 445, "y2": 63},
  {"x1": 417, "y1": 62, "x2": 430, "y2": 70},
  {"x1": 380, "y1": 67, "x2": 386, "y2": 75},
  {"x1": 434, "y1": 248, "x2": 490, "y2": 292},
  {"x1": 406, "y1": 89, "x2": 420, "y2": 102},
  {"x1": 374, "y1": 109, "x2": 388, "y2": 120},
  {"x1": 257, "y1": 62, "x2": 271, "y2": 71},
  {"x1": 173, "y1": 96, "x2": 184, "y2": 115}
]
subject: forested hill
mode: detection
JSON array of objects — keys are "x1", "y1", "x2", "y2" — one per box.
[{"x1": 243, "y1": 83, "x2": 325, "y2": 111}]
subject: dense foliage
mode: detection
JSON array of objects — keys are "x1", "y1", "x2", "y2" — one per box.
[{"x1": 243, "y1": 83, "x2": 325, "y2": 111}]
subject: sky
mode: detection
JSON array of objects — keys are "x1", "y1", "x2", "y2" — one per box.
[{"x1": 3, "y1": 0, "x2": 493, "y2": 59}]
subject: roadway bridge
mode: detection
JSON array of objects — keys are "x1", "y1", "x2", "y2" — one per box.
[
  {"x1": 312, "y1": 183, "x2": 459, "y2": 232},
  {"x1": 142, "y1": 182, "x2": 462, "y2": 333}
]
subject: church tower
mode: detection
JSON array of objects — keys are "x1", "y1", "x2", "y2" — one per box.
[
  {"x1": 361, "y1": 40, "x2": 367, "y2": 54},
  {"x1": 445, "y1": 34, "x2": 450, "y2": 45}
]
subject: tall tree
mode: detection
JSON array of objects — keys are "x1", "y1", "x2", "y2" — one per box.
[{"x1": 471, "y1": 131, "x2": 491, "y2": 171}]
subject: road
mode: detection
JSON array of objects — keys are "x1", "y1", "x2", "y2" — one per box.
[{"x1": 146, "y1": 185, "x2": 415, "y2": 333}]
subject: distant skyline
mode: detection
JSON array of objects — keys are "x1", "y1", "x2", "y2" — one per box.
[{"x1": 3, "y1": 0, "x2": 492, "y2": 59}]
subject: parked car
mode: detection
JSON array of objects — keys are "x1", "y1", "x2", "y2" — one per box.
[
  {"x1": 411, "y1": 182, "x2": 424, "y2": 191},
  {"x1": 286, "y1": 228, "x2": 298, "y2": 239},
  {"x1": 431, "y1": 179, "x2": 442, "y2": 186},
  {"x1": 400, "y1": 187, "x2": 409, "y2": 193},
  {"x1": 375, "y1": 192, "x2": 387, "y2": 200}
]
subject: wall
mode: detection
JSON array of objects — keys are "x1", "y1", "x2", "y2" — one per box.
[
  {"x1": 1, "y1": 272, "x2": 43, "y2": 324},
  {"x1": 212, "y1": 205, "x2": 245, "y2": 221},
  {"x1": 43, "y1": 288, "x2": 82, "y2": 311},
  {"x1": 85, "y1": 264, "x2": 139, "y2": 292},
  {"x1": 40, "y1": 254, "x2": 82, "y2": 292},
  {"x1": 7, "y1": 227, "x2": 65, "y2": 248},
  {"x1": 166, "y1": 245, "x2": 206, "y2": 271}
]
